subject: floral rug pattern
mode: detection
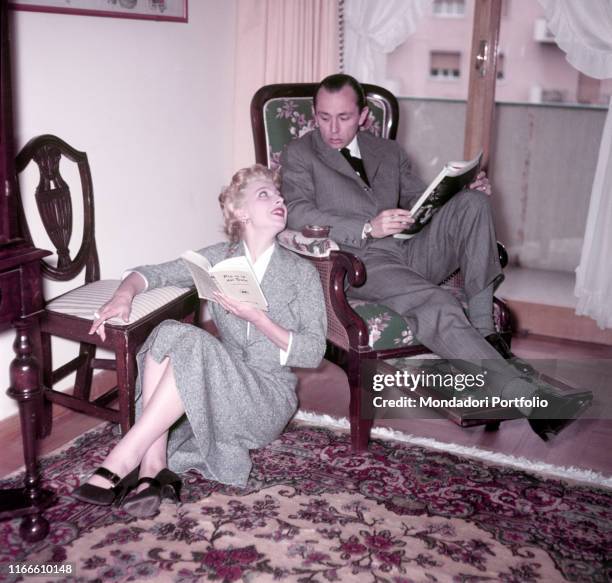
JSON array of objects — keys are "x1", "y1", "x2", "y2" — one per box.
[{"x1": 1, "y1": 423, "x2": 610, "y2": 582}]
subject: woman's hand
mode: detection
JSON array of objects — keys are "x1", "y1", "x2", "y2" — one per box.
[
  {"x1": 213, "y1": 292, "x2": 265, "y2": 326},
  {"x1": 88, "y1": 272, "x2": 146, "y2": 341},
  {"x1": 89, "y1": 293, "x2": 133, "y2": 341},
  {"x1": 213, "y1": 291, "x2": 290, "y2": 352}
]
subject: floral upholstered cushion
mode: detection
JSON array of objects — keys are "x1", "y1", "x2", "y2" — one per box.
[
  {"x1": 349, "y1": 287, "x2": 506, "y2": 350},
  {"x1": 264, "y1": 96, "x2": 387, "y2": 169},
  {"x1": 349, "y1": 301, "x2": 415, "y2": 349}
]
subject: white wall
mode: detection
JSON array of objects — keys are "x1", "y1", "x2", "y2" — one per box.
[{"x1": 0, "y1": 0, "x2": 237, "y2": 421}]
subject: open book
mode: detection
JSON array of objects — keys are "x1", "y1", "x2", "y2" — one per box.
[
  {"x1": 394, "y1": 151, "x2": 483, "y2": 239},
  {"x1": 181, "y1": 250, "x2": 268, "y2": 311}
]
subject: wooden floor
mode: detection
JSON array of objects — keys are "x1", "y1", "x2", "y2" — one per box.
[
  {"x1": 498, "y1": 267, "x2": 612, "y2": 345},
  {"x1": 297, "y1": 333, "x2": 612, "y2": 478},
  {"x1": 1, "y1": 334, "x2": 611, "y2": 479}
]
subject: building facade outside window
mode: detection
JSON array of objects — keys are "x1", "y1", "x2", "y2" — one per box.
[
  {"x1": 387, "y1": 0, "x2": 612, "y2": 105},
  {"x1": 433, "y1": 0, "x2": 466, "y2": 18}
]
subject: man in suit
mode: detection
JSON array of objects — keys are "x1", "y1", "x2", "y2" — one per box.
[{"x1": 281, "y1": 73, "x2": 591, "y2": 440}]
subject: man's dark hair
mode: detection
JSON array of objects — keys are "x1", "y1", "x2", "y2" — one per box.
[{"x1": 313, "y1": 73, "x2": 367, "y2": 111}]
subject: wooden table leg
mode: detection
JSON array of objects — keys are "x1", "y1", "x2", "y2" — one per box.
[{"x1": 1, "y1": 319, "x2": 54, "y2": 542}]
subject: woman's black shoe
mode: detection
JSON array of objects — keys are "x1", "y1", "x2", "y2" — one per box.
[
  {"x1": 528, "y1": 389, "x2": 593, "y2": 441},
  {"x1": 122, "y1": 468, "x2": 181, "y2": 518},
  {"x1": 72, "y1": 466, "x2": 139, "y2": 506},
  {"x1": 157, "y1": 468, "x2": 182, "y2": 502}
]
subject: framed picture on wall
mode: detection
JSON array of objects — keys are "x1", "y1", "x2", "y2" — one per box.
[{"x1": 9, "y1": 0, "x2": 188, "y2": 23}]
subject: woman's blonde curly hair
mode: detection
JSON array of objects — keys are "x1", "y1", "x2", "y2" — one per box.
[{"x1": 218, "y1": 164, "x2": 281, "y2": 243}]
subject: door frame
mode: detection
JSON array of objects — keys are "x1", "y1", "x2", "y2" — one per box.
[{"x1": 464, "y1": 0, "x2": 502, "y2": 169}]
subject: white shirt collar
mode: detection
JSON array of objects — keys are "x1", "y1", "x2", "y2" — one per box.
[
  {"x1": 344, "y1": 135, "x2": 362, "y2": 159},
  {"x1": 243, "y1": 242, "x2": 275, "y2": 283}
]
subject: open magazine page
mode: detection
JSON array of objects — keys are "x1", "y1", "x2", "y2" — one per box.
[{"x1": 395, "y1": 151, "x2": 482, "y2": 240}]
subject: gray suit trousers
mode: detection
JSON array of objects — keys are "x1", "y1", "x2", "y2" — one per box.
[{"x1": 349, "y1": 189, "x2": 504, "y2": 362}]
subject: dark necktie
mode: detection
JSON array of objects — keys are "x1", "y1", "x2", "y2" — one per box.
[{"x1": 340, "y1": 147, "x2": 370, "y2": 187}]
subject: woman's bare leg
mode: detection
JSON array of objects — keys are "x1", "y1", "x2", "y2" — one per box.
[
  {"x1": 137, "y1": 354, "x2": 172, "y2": 484},
  {"x1": 87, "y1": 354, "x2": 183, "y2": 488}
]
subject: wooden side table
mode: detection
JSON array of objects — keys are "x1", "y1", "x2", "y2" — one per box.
[{"x1": 0, "y1": 245, "x2": 55, "y2": 542}]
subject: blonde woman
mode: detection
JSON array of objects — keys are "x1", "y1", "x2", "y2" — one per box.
[{"x1": 73, "y1": 164, "x2": 326, "y2": 517}]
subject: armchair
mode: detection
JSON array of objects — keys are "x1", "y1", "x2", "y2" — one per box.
[
  {"x1": 251, "y1": 84, "x2": 512, "y2": 451},
  {"x1": 15, "y1": 135, "x2": 199, "y2": 436}
]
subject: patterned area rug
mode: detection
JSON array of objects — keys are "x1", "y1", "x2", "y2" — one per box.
[{"x1": 1, "y1": 423, "x2": 610, "y2": 582}]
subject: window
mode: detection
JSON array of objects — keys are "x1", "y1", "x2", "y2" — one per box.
[
  {"x1": 389, "y1": 0, "x2": 612, "y2": 104},
  {"x1": 430, "y1": 51, "x2": 461, "y2": 80},
  {"x1": 541, "y1": 89, "x2": 567, "y2": 103},
  {"x1": 496, "y1": 53, "x2": 505, "y2": 80},
  {"x1": 577, "y1": 73, "x2": 603, "y2": 105},
  {"x1": 433, "y1": 0, "x2": 466, "y2": 17},
  {"x1": 501, "y1": 0, "x2": 511, "y2": 18}
]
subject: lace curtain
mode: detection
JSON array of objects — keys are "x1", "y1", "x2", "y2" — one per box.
[
  {"x1": 538, "y1": 0, "x2": 612, "y2": 78},
  {"x1": 573, "y1": 95, "x2": 612, "y2": 328},
  {"x1": 232, "y1": 0, "x2": 338, "y2": 169},
  {"x1": 343, "y1": 0, "x2": 431, "y2": 86},
  {"x1": 538, "y1": 0, "x2": 612, "y2": 328}
]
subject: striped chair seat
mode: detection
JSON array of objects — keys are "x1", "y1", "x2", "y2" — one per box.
[{"x1": 46, "y1": 279, "x2": 192, "y2": 326}]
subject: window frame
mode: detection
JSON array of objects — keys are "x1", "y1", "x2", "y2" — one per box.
[{"x1": 464, "y1": 0, "x2": 502, "y2": 166}]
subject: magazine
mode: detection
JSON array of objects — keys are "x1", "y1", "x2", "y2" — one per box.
[
  {"x1": 181, "y1": 250, "x2": 268, "y2": 311},
  {"x1": 394, "y1": 151, "x2": 483, "y2": 239}
]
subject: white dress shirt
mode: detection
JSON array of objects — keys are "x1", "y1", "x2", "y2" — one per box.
[
  {"x1": 243, "y1": 243, "x2": 293, "y2": 364},
  {"x1": 342, "y1": 136, "x2": 371, "y2": 239}
]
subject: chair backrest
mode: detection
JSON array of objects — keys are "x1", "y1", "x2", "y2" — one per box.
[
  {"x1": 15, "y1": 134, "x2": 100, "y2": 283},
  {"x1": 251, "y1": 82, "x2": 399, "y2": 168}
]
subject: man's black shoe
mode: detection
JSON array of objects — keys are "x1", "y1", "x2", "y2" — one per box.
[
  {"x1": 485, "y1": 333, "x2": 513, "y2": 358},
  {"x1": 527, "y1": 388, "x2": 593, "y2": 441},
  {"x1": 485, "y1": 333, "x2": 536, "y2": 375}
]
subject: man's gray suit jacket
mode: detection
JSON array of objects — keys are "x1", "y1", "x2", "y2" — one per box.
[
  {"x1": 280, "y1": 128, "x2": 505, "y2": 364},
  {"x1": 281, "y1": 129, "x2": 426, "y2": 258}
]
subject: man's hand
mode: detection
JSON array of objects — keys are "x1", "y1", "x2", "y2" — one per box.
[
  {"x1": 469, "y1": 171, "x2": 492, "y2": 195},
  {"x1": 369, "y1": 208, "x2": 414, "y2": 238}
]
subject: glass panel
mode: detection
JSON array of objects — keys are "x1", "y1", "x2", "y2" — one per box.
[
  {"x1": 496, "y1": 0, "x2": 612, "y2": 105},
  {"x1": 491, "y1": 0, "x2": 609, "y2": 278},
  {"x1": 386, "y1": 0, "x2": 472, "y2": 100},
  {"x1": 383, "y1": 0, "x2": 475, "y2": 183}
]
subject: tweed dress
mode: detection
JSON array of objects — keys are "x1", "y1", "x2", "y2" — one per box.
[{"x1": 132, "y1": 242, "x2": 326, "y2": 487}]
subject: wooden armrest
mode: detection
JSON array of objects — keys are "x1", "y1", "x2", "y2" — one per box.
[
  {"x1": 309, "y1": 242, "x2": 506, "y2": 352},
  {"x1": 317, "y1": 250, "x2": 369, "y2": 350},
  {"x1": 328, "y1": 250, "x2": 366, "y2": 287}
]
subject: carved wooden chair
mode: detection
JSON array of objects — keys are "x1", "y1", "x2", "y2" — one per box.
[
  {"x1": 15, "y1": 134, "x2": 199, "y2": 436},
  {"x1": 251, "y1": 83, "x2": 512, "y2": 451}
]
